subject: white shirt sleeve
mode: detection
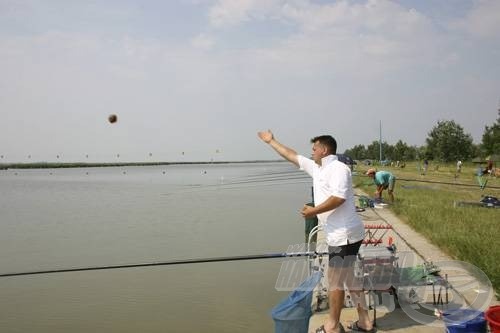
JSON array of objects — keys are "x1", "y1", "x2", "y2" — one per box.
[
  {"x1": 297, "y1": 155, "x2": 315, "y2": 177},
  {"x1": 328, "y1": 163, "x2": 349, "y2": 199}
]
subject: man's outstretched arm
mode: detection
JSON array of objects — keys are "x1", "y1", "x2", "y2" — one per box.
[{"x1": 258, "y1": 130, "x2": 299, "y2": 167}]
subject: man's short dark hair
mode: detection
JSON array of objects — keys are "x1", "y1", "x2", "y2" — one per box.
[{"x1": 311, "y1": 135, "x2": 337, "y2": 155}]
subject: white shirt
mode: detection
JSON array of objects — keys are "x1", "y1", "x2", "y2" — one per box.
[{"x1": 298, "y1": 154, "x2": 365, "y2": 246}]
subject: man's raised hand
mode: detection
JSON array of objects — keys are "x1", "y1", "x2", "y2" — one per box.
[{"x1": 258, "y1": 130, "x2": 274, "y2": 144}]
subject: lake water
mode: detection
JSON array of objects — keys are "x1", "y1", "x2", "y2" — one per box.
[{"x1": 0, "y1": 162, "x2": 313, "y2": 332}]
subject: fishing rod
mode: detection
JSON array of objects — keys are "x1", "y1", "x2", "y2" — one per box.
[
  {"x1": 397, "y1": 177, "x2": 500, "y2": 189},
  {"x1": 355, "y1": 174, "x2": 500, "y2": 189},
  {"x1": 161, "y1": 175, "x2": 311, "y2": 195},
  {"x1": 229, "y1": 175, "x2": 309, "y2": 184},
  {"x1": 0, "y1": 251, "x2": 328, "y2": 278}
]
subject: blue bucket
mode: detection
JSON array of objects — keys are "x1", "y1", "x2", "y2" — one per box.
[{"x1": 444, "y1": 309, "x2": 486, "y2": 333}]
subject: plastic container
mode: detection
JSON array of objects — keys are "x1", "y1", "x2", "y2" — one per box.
[
  {"x1": 444, "y1": 309, "x2": 486, "y2": 333},
  {"x1": 398, "y1": 266, "x2": 426, "y2": 286},
  {"x1": 486, "y1": 306, "x2": 500, "y2": 333},
  {"x1": 358, "y1": 196, "x2": 374, "y2": 208},
  {"x1": 358, "y1": 196, "x2": 368, "y2": 208}
]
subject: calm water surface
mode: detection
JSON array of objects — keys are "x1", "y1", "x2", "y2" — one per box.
[{"x1": 0, "y1": 163, "x2": 312, "y2": 332}]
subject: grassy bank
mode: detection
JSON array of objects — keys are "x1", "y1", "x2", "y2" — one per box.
[{"x1": 353, "y1": 161, "x2": 500, "y2": 293}]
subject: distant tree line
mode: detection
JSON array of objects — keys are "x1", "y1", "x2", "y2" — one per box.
[
  {"x1": 344, "y1": 111, "x2": 500, "y2": 163},
  {"x1": 0, "y1": 160, "x2": 282, "y2": 170}
]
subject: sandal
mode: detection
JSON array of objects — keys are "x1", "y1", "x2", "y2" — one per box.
[
  {"x1": 348, "y1": 321, "x2": 377, "y2": 333},
  {"x1": 315, "y1": 325, "x2": 327, "y2": 333},
  {"x1": 315, "y1": 323, "x2": 346, "y2": 333}
]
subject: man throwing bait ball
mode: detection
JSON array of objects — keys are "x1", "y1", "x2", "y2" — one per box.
[{"x1": 258, "y1": 130, "x2": 375, "y2": 333}]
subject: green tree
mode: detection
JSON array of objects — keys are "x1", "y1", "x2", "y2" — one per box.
[
  {"x1": 384, "y1": 144, "x2": 395, "y2": 161},
  {"x1": 426, "y1": 120, "x2": 473, "y2": 162},
  {"x1": 405, "y1": 146, "x2": 418, "y2": 161},
  {"x1": 414, "y1": 146, "x2": 424, "y2": 160},
  {"x1": 365, "y1": 141, "x2": 379, "y2": 160},
  {"x1": 481, "y1": 112, "x2": 500, "y2": 155},
  {"x1": 393, "y1": 140, "x2": 417, "y2": 161},
  {"x1": 471, "y1": 144, "x2": 482, "y2": 159},
  {"x1": 344, "y1": 144, "x2": 366, "y2": 160},
  {"x1": 366, "y1": 141, "x2": 392, "y2": 160}
]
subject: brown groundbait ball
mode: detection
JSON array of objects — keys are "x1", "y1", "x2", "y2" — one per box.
[{"x1": 108, "y1": 114, "x2": 118, "y2": 123}]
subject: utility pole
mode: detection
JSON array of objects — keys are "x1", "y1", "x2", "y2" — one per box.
[{"x1": 379, "y1": 120, "x2": 383, "y2": 162}]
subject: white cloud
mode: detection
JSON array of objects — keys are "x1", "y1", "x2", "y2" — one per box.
[
  {"x1": 268, "y1": 3, "x2": 442, "y2": 79},
  {"x1": 208, "y1": 0, "x2": 285, "y2": 27},
  {"x1": 451, "y1": 0, "x2": 500, "y2": 39},
  {"x1": 204, "y1": 0, "x2": 444, "y2": 78},
  {"x1": 209, "y1": 0, "x2": 256, "y2": 27},
  {"x1": 253, "y1": 0, "x2": 433, "y2": 36},
  {"x1": 191, "y1": 33, "x2": 215, "y2": 49}
]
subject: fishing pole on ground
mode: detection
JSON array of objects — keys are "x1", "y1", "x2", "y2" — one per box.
[
  {"x1": 0, "y1": 251, "x2": 329, "y2": 278},
  {"x1": 354, "y1": 174, "x2": 500, "y2": 189}
]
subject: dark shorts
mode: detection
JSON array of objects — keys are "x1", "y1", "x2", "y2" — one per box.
[{"x1": 328, "y1": 240, "x2": 362, "y2": 268}]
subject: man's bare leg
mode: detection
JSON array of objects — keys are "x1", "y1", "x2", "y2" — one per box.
[
  {"x1": 350, "y1": 291, "x2": 374, "y2": 331},
  {"x1": 323, "y1": 266, "x2": 346, "y2": 332}
]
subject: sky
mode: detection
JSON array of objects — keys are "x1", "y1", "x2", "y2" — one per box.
[{"x1": 1, "y1": 0, "x2": 499, "y2": 163}]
